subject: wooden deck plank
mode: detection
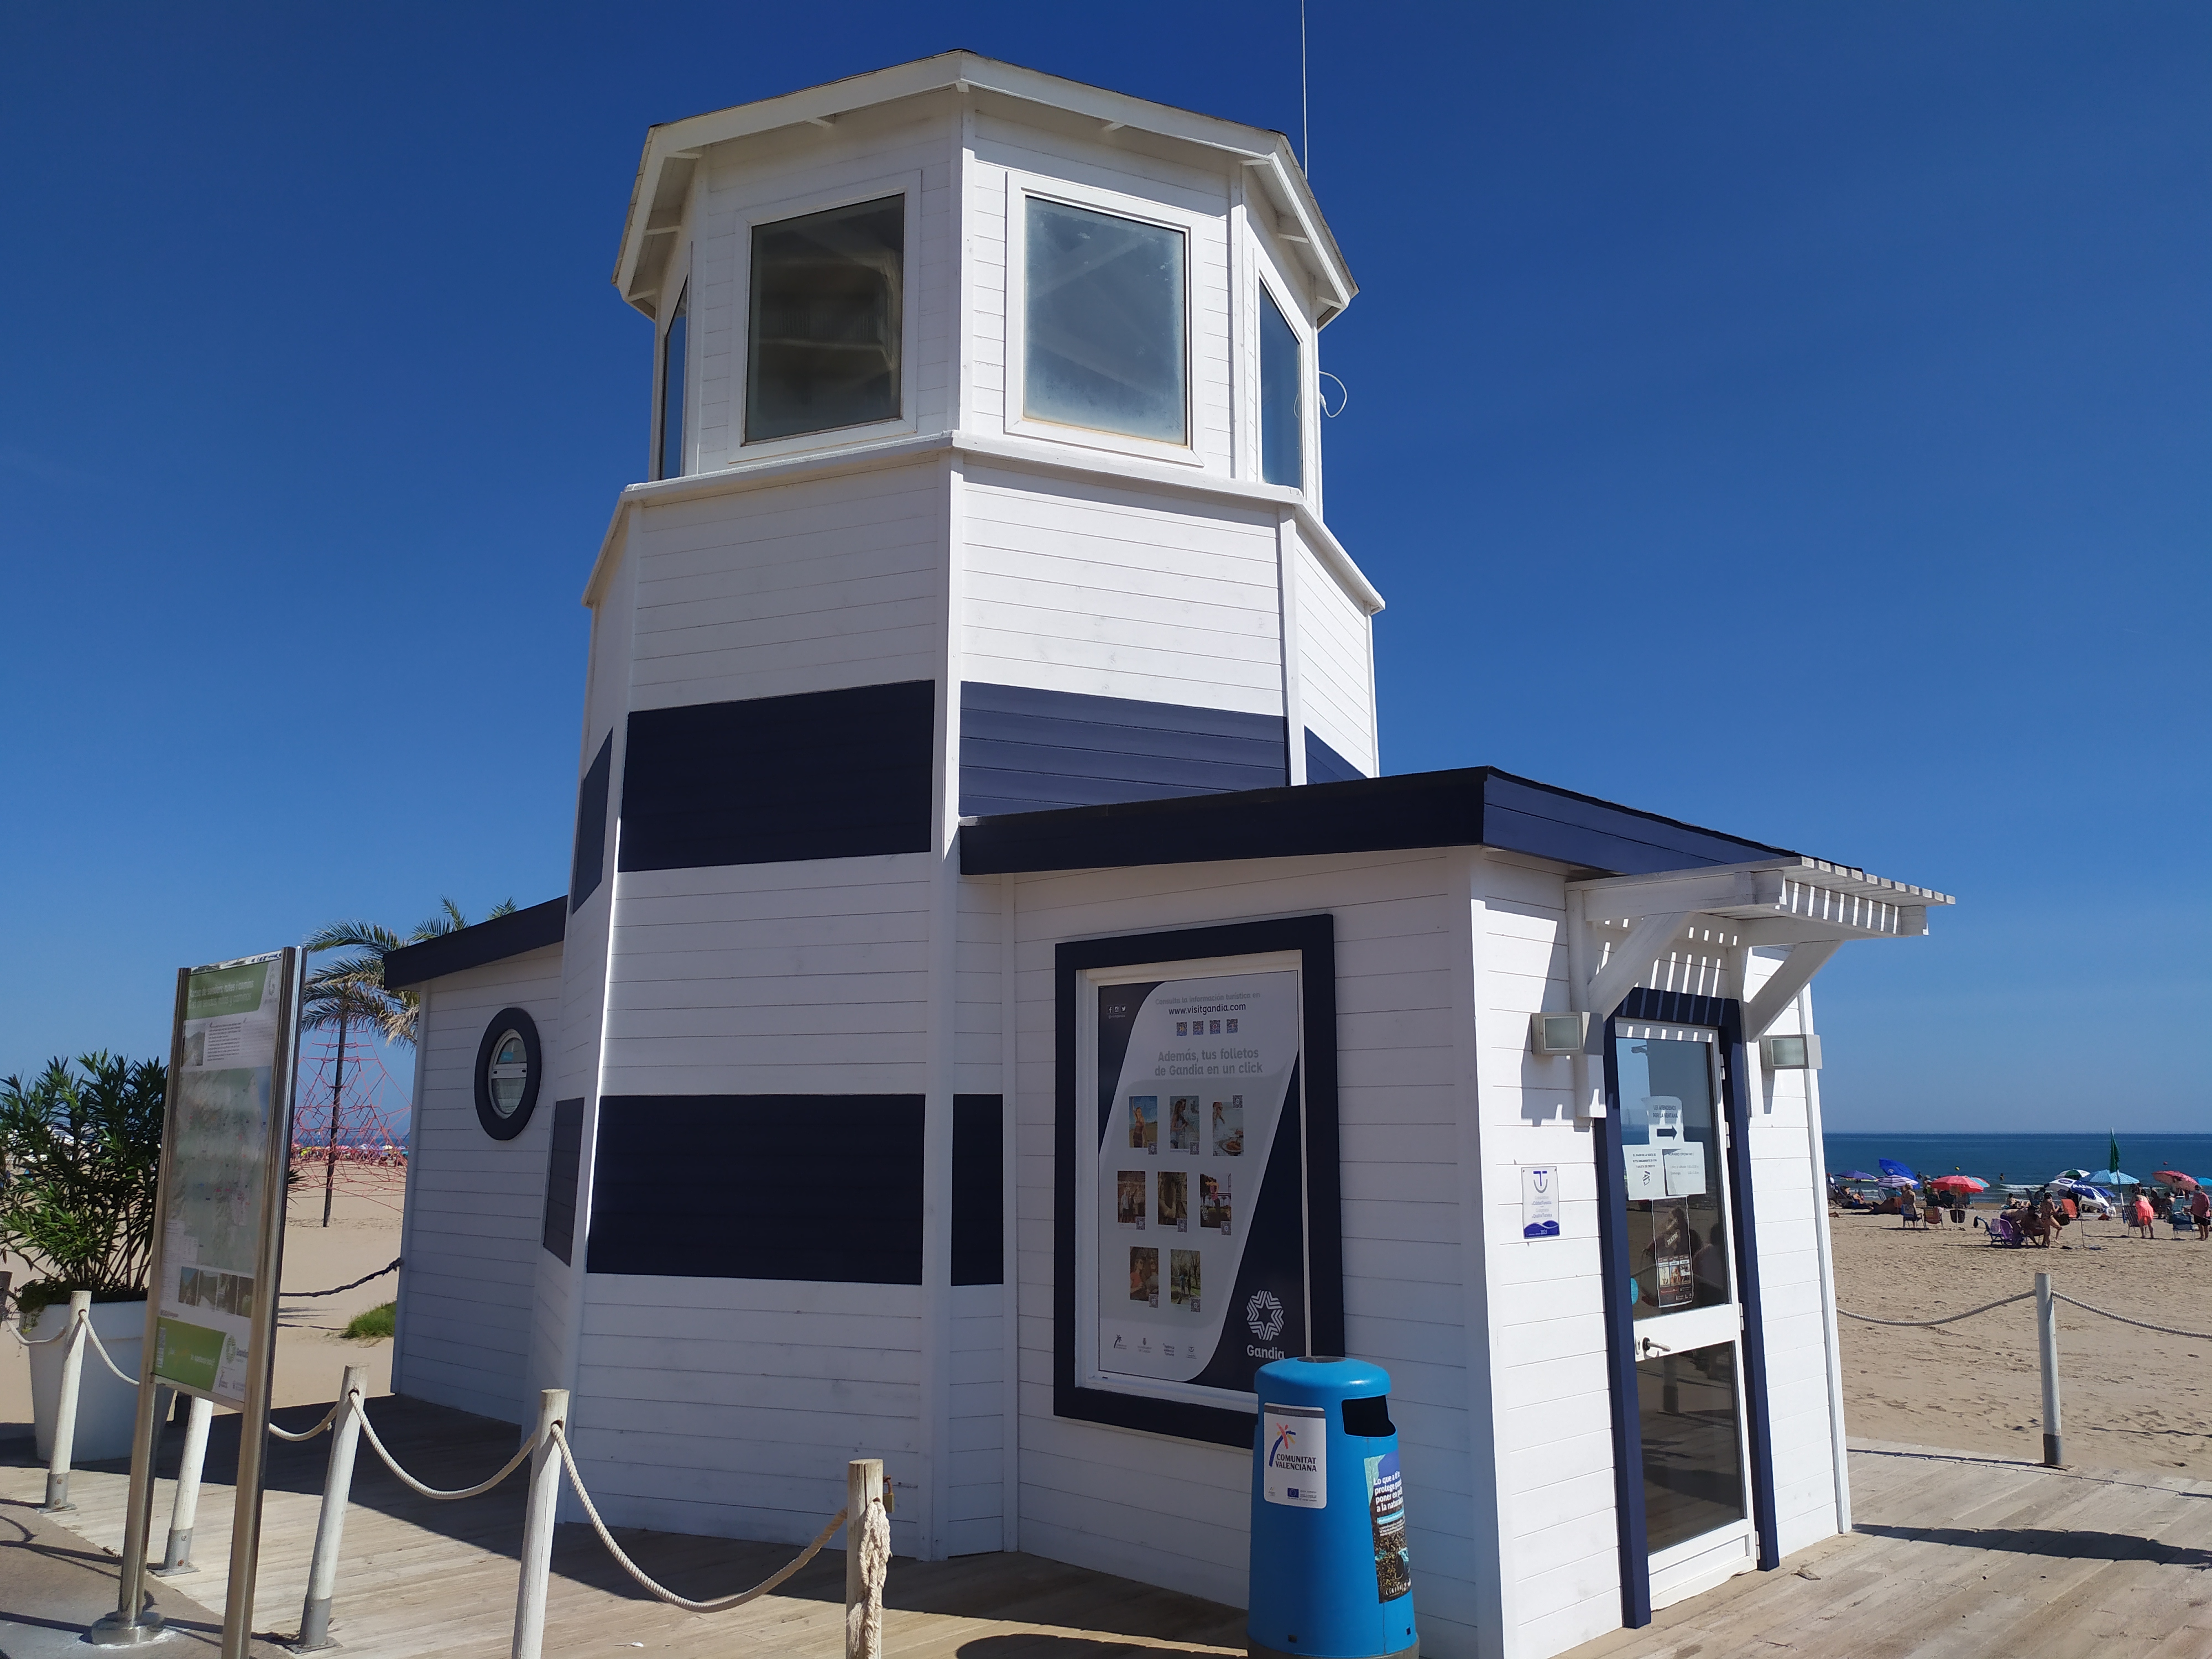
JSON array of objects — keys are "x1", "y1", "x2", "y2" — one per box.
[{"x1": 11, "y1": 1408, "x2": 2212, "y2": 1659}]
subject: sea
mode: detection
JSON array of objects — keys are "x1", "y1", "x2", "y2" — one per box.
[{"x1": 1822, "y1": 1132, "x2": 2212, "y2": 1190}]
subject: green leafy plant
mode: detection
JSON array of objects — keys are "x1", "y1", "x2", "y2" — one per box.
[
  {"x1": 343, "y1": 1300, "x2": 395, "y2": 1340},
  {"x1": 0, "y1": 1053, "x2": 167, "y2": 1313}
]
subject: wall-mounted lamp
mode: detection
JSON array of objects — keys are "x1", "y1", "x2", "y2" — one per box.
[
  {"x1": 1529, "y1": 1011, "x2": 1589, "y2": 1055},
  {"x1": 1760, "y1": 1034, "x2": 1823, "y2": 1070}
]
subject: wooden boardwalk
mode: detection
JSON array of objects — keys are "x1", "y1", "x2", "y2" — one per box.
[{"x1": 6, "y1": 1400, "x2": 2211, "y2": 1659}]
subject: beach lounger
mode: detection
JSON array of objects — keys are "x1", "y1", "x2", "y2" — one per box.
[{"x1": 1986, "y1": 1214, "x2": 2024, "y2": 1248}]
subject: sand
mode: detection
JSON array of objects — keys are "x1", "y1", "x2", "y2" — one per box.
[
  {"x1": 0, "y1": 1165, "x2": 405, "y2": 1442},
  {"x1": 1829, "y1": 1202, "x2": 2212, "y2": 1474}
]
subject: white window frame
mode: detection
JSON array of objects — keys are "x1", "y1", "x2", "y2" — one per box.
[
  {"x1": 1252, "y1": 263, "x2": 1314, "y2": 498},
  {"x1": 732, "y1": 170, "x2": 924, "y2": 463},
  {"x1": 1004, "y1": 170, "x2": 1205, "y2": 468},
  {"x1": 651, "y1": 242, "x2": 692, "y2": 481}
]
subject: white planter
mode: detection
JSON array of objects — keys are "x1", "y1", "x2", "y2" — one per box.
[{"x1": 27, "y1": 1297, "x2": 148, "y2": 1463}]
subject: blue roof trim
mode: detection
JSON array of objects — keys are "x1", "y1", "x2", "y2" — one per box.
[
  {"x1": 958, "y1": 766, "x2": 1790, "y2": 877},
  {"x1": 382, "y1": 898, "x2": 566, "y2": 989}
]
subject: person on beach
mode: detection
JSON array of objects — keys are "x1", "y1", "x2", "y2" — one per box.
[
  {"x1": 2193, "y1": 1188, "x2": 2210, "y2": 1241},
  {"x1": 2134, "y1": 1192, "x2": 2156, "y2": 1239}
]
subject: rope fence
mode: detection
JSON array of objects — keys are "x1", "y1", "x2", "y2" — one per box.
[
  {"x1": 554, "y1": 1425, "x2": 850, "y2": 1613},
  {"x1": 2051, "y1": 1293, "x2": 2212, "y2": 1344},
  {"x1": 351, "y1": 1396, "x2": 538, "y2": 1501},
  {"x1": 1834, "y1": 1270, "x2": 2212, "y2": 1468},
  {"x1": 283, "y1": 1259, "x2": 401, "y2": 1300},
  {"x1": 1836, "y1": 1290, "x2": 2034, "y2": 1329}
]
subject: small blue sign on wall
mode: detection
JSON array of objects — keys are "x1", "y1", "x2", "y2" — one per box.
[{"x1": 1522, "y1": 1165, "x2": 1561, "y2": 1239}]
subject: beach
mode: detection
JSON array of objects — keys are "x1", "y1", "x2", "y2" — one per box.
[
  {"x1": 0, "y1": 1166, "x2": 404, "y2": 1442},
  {"x1": 1829, "y1": 1201, "x2": 2212, "y2": 1474}
]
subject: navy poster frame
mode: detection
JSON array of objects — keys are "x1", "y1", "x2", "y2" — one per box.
[
  {"x1": 1593, "y1": 988, "x2": 1779, "y2": 1630},
  {"x1": 1053, "y1": 913, "x2": 1343, "y2": 1448}
]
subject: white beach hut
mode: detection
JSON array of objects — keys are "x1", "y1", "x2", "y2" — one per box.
[{"x1": 381, "y1": 54, "x2": 1952, "y2": 1659}]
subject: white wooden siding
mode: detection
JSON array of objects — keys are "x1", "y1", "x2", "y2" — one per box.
[
  {"x1": 395, "y1": 946, "x2": 562, "y2": 1427},
  {"x1": 1292, "y1": 526, "x2": 1376, "y2": 774},
  {"x1": 600, "y1": 854, "x2": 936, "y2": 1097},
  {"x1": 960, "y1": 466, "x2": 1285, "y2": 715},
  {"x1": 628, "y1": 462, "x2": 948, "y2": 713},
  {"x1": 1006, "y1": 851, "x2": 1474, "y2": 1628},
  {"x1": 691, "y1": 106, "x2": 957, "y2": 468},
  {"x1": 530, "y1": 520, "x2": 638, "y2": 1409},
  {"x1": 1467, "y1": 852, "x2": 1626, "y2": 1659},
  {"x1": 1739, "y1": 958, "x2": 1843, "y2": 1562},
  {"x1": 569, "y1": 1274, "x2": 927, "y2": 1558},
  {"x1": 966, "y1": 111, "x2": 1236, "y2": 472},
  {"x1": 947, "y1": 1282, "x2": 1004, "y2": 1556}
]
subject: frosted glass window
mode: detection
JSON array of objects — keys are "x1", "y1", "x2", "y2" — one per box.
[
  {"x1": 1259, "y1": 288, "x2": 1303, "y2": 488},
  {"x1": 657, "y1": 283, "x2": 687, "y2": 480},
  {"x1": 1024, "y1": 199, "x2": 1187, "y2": 444},
  {"x1": 747, "y1": 195, "x2": 903, "y2": 442}
]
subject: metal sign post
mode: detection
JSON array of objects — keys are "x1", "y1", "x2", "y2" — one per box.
[{"x1": 88, "y1": 950, "x2": 302, "y2": 1655}]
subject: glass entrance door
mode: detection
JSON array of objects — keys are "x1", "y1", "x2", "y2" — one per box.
[{"x1": 1613, "y1": 1022, "x2": 1755, "y2": 1606}]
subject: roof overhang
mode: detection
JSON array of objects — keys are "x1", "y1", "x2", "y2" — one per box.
[
  {"x1": 382, "y1": 898, "x2": 566, "y2": 990},
  {"x1": 613, "y1": 51, "x2": 1357, "y2": 325}
]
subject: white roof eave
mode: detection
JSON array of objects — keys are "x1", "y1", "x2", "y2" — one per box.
[{"x1": 611, "y1": 51, "x2": 1356, "y2": 321}]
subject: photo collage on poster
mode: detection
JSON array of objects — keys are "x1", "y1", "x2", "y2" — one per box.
[{"x1": 1095, "y1": 968, "x2": 1298, "y2": 1389}]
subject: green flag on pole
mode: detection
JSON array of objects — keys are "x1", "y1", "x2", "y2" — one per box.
[{"x1": 2109, "y1": 1131, "x2": 2122, "y2": 1175}]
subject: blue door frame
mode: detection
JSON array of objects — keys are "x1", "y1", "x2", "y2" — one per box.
[{"x1": 1592, "y1": 987, "x2": 1781, "y2": 1629}]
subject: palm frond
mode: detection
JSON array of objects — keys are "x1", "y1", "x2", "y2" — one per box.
[
  {"x1": 304, "y1": 920, "x2": 404, "y2": 956},
  {"x1": 489, "y1": 898, "x2": 519, "y2": 918}
]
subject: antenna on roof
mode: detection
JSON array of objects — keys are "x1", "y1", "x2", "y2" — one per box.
[{"x1": 1300, "y1": 0, "x2": 1311, "y2": 173}]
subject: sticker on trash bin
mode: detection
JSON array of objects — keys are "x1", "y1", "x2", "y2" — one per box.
[
  {"x1": 1366, "y1": 1450, "x2": 1412, "y2": 1600},
  {"x1": 1264, "y1": 1405, "x2": 1326, "y2": 1507}
]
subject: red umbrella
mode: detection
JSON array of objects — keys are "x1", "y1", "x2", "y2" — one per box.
[
  {"x1": 1929, "y1": 1175, "x2": 1986, "y2": 1192},
  {"x1": 2155, "y1": 1170, "x2": 2199, "y2": 1190}
]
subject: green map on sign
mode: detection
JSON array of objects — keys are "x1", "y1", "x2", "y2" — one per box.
[{"x1": 171, "y1": 1067, "x2": 268, "y2": 1276}]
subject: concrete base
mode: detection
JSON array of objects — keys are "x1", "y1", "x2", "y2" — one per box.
[{"x1": 0, "y1": 1503, "x2": 283, "y2": 1659}]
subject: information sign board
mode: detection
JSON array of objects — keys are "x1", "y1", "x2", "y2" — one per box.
[{"x1": 152, "y1": 954, "x2": 296, "y2": 1405}]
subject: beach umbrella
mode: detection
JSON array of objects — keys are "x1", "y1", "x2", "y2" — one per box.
[
  {"x1": 2154, "y1": 1171, "x2": 2198, "y2": 1190},
  {"x1": 2084, "y1": 1170, "x2": 2137, "y2": 1187},
  {"x1": 1929, "y1": 1175, "x2": 1986, "y2": 1192},
  {"x1": 1878, "y1": 1175, "x2": 1914, "y2": 1189},
  {"x1": 1834, "y1": 1170, "x2": 1880, "y2": 1183},
  {"x1": 1878, "y1": 1158, "x2": 1916, "y2": 1181}
]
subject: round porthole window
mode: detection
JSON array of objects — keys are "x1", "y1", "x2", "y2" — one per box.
[{"x1": 472, "y1": 1008, "x2": 541, "y2": 1141}]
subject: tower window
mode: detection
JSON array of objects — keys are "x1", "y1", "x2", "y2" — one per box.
[
  {"x1": 1023, "y1": 199, "x2": 1187, "y2": 445},
  {"x1": 1259, "y1": 287, "x2": 1303, "y2": 490},
  {"x1": 747, "y1": 195, "x2": 904, "y2": 442},
  {"x1": 658, "y1": 283, "x2": 687, "y2": 480}
]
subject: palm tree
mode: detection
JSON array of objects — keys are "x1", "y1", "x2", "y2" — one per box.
[{"x1": 300, "y1": 896, "x2": 517, "y2": 1226}]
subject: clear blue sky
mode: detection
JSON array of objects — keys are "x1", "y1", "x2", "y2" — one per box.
[{"x1": 2, "y1": 4, "x2": 2204, "y2": 1132}]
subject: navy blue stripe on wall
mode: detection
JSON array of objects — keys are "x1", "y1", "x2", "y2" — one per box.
[
  {"x1": 959, "y1": 682, "x2": 1287, "y2": 816},
  {"x1": 1303, "y1": 728, "x2": 1365, "y2": 784},
  {"x1": 540, "y1": 1098, "x2": 586, "y2": 1265},
  {"x1": 952, "y1": 1094, "x2": 1003, "y2": 1286},
  {"x1": 620, "y1": 681, "x2": 935, "y2": 873},
  {"x1": 588, "y1": 1095, "x2": 924, "y2": 1284},
  {"x1": 570, "y1": 733, "x2": 614, "y2": 911}
]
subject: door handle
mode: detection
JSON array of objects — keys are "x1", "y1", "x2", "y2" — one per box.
[{"x1": 1639, "y1": 1336, "x2": 1672, "y2": 1358}]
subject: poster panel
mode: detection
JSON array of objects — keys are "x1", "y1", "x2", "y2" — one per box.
[
  {"x1": 152, "y1": 954, "x2": 290, "y2": 1406},
  {"x1": 1086, "y1": 959, "x2": 1306, "y2": 1407}
]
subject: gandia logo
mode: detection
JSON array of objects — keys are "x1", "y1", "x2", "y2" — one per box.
[{"x1": 1245, "y1": 1290, "x2": 1285, "y2": 1341}]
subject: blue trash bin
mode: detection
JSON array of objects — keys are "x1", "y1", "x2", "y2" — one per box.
[{"x1": 1248, "y1": 1357, "x2": 1416, "y2": 1659}]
